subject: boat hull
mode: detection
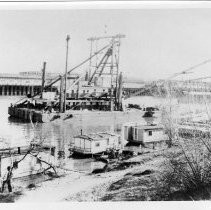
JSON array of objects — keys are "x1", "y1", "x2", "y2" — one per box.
[
  {"x1": 8, "y1": 106, "x2": 151, "y2": 123},
  {"x1": 8, "y1": 106, "x2": 72, "y2": 123},
  {"x1": 71, "y1": 150, "x2": 104, "y2": 158}
]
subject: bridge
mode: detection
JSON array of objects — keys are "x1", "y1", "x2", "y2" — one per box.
[
  {"x1": 1, "y1": 71, "x2": 211, "y2": 98},
  {"x1": 153, "y1": 80, "x2": 211, "y2": 93},
  {"x1": 123, "y1": 79, "x2": 211, "y2": 98},
  {"x1": 3, "y1": 72, "x2": 211, "y2": 98},
  {"x1": 122, "y1": 82, "x2": 146, "y2": 97}
]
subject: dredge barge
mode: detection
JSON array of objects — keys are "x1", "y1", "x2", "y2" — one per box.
[{"x1": 8, "y1": 34, "x2": 145, "y2": 122}]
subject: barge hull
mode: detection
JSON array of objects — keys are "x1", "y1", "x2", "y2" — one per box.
[
  {"x1": 8, "y1": 106, "x2": 58, "y2": 123},
  {"x1": 8, "y1": 106, "x2": 159, "y2": 123}
]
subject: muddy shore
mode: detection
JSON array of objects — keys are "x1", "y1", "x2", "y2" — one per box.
[{"x1": 0, "y1": 147, "x2": 173, "y2": 202}]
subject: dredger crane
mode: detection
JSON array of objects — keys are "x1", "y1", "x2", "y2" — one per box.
[{"x1": 14, "y1": 34, "x2": 126, "y2": 111}]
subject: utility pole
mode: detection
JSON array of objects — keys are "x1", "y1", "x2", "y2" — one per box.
[
  {"x1": 115, "y1": 37, "x2": 121, "y2": 109},
  {"x1": 117, "y1": 72, "x2": 123, "y2": 110},
  {"x1": 64, "y1": 35, "x2": 70, "y2": 113},
  {"x1": 41, "y1": 62, "x2": 46, "y2": 99},
  {"x1": 110, "y1": 40, "x2": 114, "y2": 111},
  {"x1": 59, "y1": 75, "x2": 64, "y2": 113}
]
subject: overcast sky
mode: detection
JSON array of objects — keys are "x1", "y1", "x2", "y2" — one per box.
[{"x1": 1, "y1": 5, "x2": 211, "y2": 81}]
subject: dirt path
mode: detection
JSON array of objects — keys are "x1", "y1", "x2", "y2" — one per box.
[{"x1": 16, "y1": 170, "x2": 127, "y2": 202}]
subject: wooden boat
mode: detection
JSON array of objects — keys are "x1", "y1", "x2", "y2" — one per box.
[
  {"x1": 72, "y1": 132, "x2": 121, "y2": 156},
  {"x1": 122, "y1": 122, "x2": 169, "y2": 149}
]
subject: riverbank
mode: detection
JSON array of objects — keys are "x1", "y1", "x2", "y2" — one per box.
[
  {"x1": 66, "y1": 149, "x2": 167, "y2": 202},
  {"x1": 8, "y1": 148, "x2": 168, "y2": 202},
  {"x1": 2, "y1": 140, "x2": 210, "y2": 202}
]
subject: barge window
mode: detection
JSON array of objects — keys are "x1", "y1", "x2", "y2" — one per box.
[
  {"x1": 148, "y1": 131, "x2": 152, "y2": 136},
  {"x1": 95, "y1": 142, "x2": 100, "y2": 147}
]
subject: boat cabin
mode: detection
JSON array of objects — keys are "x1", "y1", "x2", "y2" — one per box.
[
  {"x1": 73, "y1": 132, "x2": 121, "y2": 155},
  {"x1": 123, "y1": 123, "x2": 169, "y2": 149}
]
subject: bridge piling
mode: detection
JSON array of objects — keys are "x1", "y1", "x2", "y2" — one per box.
[{"x1": 2, "y1": 86, "x2": 4, "y2": 96}]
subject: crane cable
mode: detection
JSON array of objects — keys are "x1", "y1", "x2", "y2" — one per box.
[
  {"x1": 14, "y1": 43, "x2": 111, "y2": 105},
  {"x1": 167, "y1": 58, "x2": 211, "y2": 80}
]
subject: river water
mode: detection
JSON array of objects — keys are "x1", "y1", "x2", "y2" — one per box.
[
  {"x1": 0, "y1": 93, "x2": 211, "y2": 174},
  {"x1": 1, "y1": 96, "x2": 161, "y2": 173},
  {"x1": 1, "y1": 95, "x2": 208, "y2": 173}
]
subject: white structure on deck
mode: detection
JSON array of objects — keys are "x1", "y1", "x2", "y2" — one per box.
[
  {"x1": 123, "y1": 123, "x2": 169, "y2": 148},
  {"x1": 73, "y1": 132, "x2": 121, "y2": 155},
  {"x1": 66, "y1": 79, "x2": 109, "y2": 99}
]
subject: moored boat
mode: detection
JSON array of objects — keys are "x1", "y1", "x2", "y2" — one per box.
[
  {"x1": 122, "y1": 122, "x2": 170, "y2": 149},
  {"x1": 71, "y1": 132, "x2": 122, "y2": 157}
]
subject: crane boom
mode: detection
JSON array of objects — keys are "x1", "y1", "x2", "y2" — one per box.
[
  {"x1": 88, "y1": 47, "x2": 112, "y2": 83},
  {"x1": 14, "y1": 43, "x2": 110, "y2": 105},
  {"x1": 87, "y1": 34, "x2": 125, "y2": 41}
]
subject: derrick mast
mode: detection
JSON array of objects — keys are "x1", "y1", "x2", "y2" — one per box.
[{"x1": 87, "y1": 34, "x2": 125, "y2": 110}]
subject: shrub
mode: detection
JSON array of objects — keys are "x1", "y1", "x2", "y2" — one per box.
[{"x1": 156, "y1": 137, "x2": 211, "y2": 200}]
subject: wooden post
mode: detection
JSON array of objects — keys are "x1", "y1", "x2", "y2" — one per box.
[
  {"x1": 10, "y1": 85, "x2": 14, "y2": 96},
  {"x1": 0, "y1": 155, "x2": 1, "y2": 177},
  {"x1": 24, "y1": 86, "x2": 26, "y2": 95},
  {"x1": 2, "y1": 86, "x2": 5, "y2": 96},
  {"x1": 18, "y1": 147, "x2": 21, "y2": 154},
  {"x1": 5, "y1": 86, "x2": 8, "y2": 96},
  {"x1": 59, "y1": 75, "x2": 64, "y2": 113},
  {"x1": 21, "y1": 86, "x2": 23, "y2": 95},
  {"x1": 110, "y1": 43, "x2": 114, "y2": 111},
  {"x1": 64, "y1": 35, "x2": 70, "y2": 113},
  {"x1": 31, "y1": 86, "x2": 34, "y2": 95},
  {"x1": 41, "y1": 62, "x2": 46, "y2": 99},
  {"x1": 77, "y1": 80, "x2": 80, "y2": 99},
  {"x1": 118, "y1": 72, "x2": 123, "y2": 110}
]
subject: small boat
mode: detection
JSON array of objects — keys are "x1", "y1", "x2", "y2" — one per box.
[
  {"x1": 142, "y1": 107, "x2": 159, "y2": 118},
  {"x1": 142, "y1": 111, "x2": 154, "y2": 118},
  {"x1": 72, "y1": 132, "x2": 121, "y2": 156}
]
